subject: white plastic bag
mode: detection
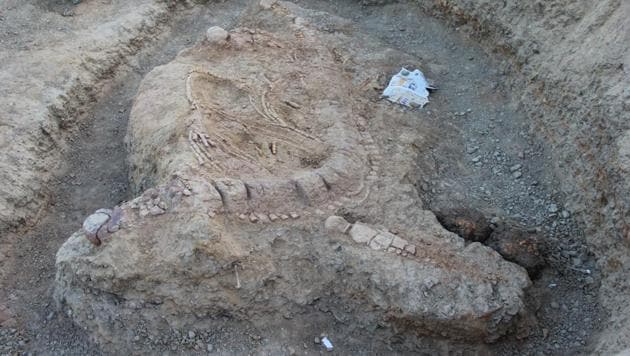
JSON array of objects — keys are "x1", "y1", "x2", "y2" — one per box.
[
  {"x1": 382, "y1": 68, "x2": 432, "y2": 108},
  {"x1": 321, "y1": 336, "x2": 334, "y2": 352}
]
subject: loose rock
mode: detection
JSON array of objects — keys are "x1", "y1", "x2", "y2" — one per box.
[{"x1": 206, "y1": 26, "x2": 229, "y2": 44}]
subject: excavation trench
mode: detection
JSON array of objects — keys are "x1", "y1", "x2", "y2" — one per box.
[
  {"x1": 1, "y1": 0, "x2": 623, "y2": 354},
  {"x1": 295, "y1": 2, "x2": 605, "y2": 354},
  {"x1": 0, "y1": 1, "x2": 249, "y2": 354}
]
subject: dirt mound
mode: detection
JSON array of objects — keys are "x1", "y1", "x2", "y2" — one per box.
[
  {"x1": 0, "y1": 0, "x2": 173, "y2": 234},
  {"x1": 53, "y1": 2, "x2": 532, "y2": 352}
]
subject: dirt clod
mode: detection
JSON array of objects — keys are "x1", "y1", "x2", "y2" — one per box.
[
  {"x1": 486, "y1": 225, "x2": 547, "y2": 278},
  {"x1": 434, "y1": 208, "x2": 492, "y2": 242}
]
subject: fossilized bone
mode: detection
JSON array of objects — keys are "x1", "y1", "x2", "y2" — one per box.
[{"x1": 188, "y1": 129, "x2": 205, "y2": 165}]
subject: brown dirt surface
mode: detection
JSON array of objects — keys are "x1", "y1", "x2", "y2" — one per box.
[{"x1": 0, "y1": 0, "x2": 627, "y2": 355}]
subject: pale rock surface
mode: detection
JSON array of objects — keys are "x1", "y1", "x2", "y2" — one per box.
[
  {"x1": 205, "y1": 26, "x2": 229, "y2": 44},
  {"x1": 82, "y1": 213, "x2": 110, "y2": 234},
  {"x1": 349, "y1": 223, "x2": 378, "y2": 244},
  {"x1": 324, "y1": 216, "x2": 351, "y2": 234}
]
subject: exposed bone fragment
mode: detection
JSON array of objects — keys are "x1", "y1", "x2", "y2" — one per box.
[
  {"x1": 195, "y1": 132, "x2": 208, "y2": 148},
  {"x1": 185, "y1": 73, "x2": 194, "y2": 106},
  {"x1": 249, "y1": 213, "x2": 259, "y2": 223},
  {"x1": 284, "y1": 100, "x2": 301, "y2": 109},
  {"x1": 203, "y1": 134, "x2": 217, "y2": 147},
  {"x1": 188, "y1": 130, "x2": 205, "y2": 165},
  {"x1": 234, "y1": 265, "x2": 241, "y2": 289}
]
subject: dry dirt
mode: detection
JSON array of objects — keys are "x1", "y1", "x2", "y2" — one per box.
[{"x1": 0, "y1": 0, "x2": 627, "y2": 355}]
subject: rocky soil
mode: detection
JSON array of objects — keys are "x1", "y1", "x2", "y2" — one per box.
[
  {"x1": 0, "y1": 0, "x2": 250, "y2": 354},
  {"x1": 0, "y1": 0, "x2": 627, "y2": 355},
  {"x1": 55, "y1": 4, "x2": 534, "y2": 352},
  {"x1": 294, "y1": 1, "x2": 612, "y2": 354}
]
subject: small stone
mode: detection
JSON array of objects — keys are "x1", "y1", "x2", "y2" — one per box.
[
  {"x1": 466, "y1": 146, "x2": 479, "y2": 154},
  {"x1": 208, "y1": 211, "x2": 216, "y2": 218},
  {"x1": 149, "y1": 206, "x2": 165, "y2": 216},
  {"x1": 548, "y1": 204, "x2": 559, "y2": 213},
  {"x1": 542, "y1": 328, "x2": 549, "y2": 339},
  {"x1": 288, "y1": 346, "x2": 296, "y2": 355},
  {"x1": 550, "y1": 302, "x2": 559, "y2": 309},
  {"x1": 289, "y1": 212, "x2": 300, "y2": 219},
  {"x1": 182, "y1": 189, "x2": 192, "y2": 196},
  {"x1": 188, "y1": 331, "x2": 196, "y2": 339},
  {"x1": 512, "y1": 171, "x2": 522, "y2": 179},
  {"x1": 249, "y1": 213, "x2": 259, "y2": 223},
  {"x1": 259, "y1": 0, "x2": 277, "y2": 10},
  {"x1": 314, "y1": 337, "x2": 320, "y2": 344},
  {"x1": 472, "y1": 156, "x2": 481, "y2": 163},
  {"x1": 207, "y1": 344, "x2": 214, "y2": 352},
  {"x1": 83, "y1": 212, "x2": 110, "y2": 234},
  {"x1": 561, "y1": 210, "x2": 570, "y2": 218},
  {"x1": 239, "y1": 213, "x2": 247, "y2": 220},
  {"x1": 268, "y1": 213, "x2": 279, "y2": 222},
  {"x1": 404, "y1": 244, "x2": 416, "y2": 255},
  {"x1": 158, "y1": 201, "x2": 168, "y2": 210},
  {"x1": 584, "y1": 276, "x2": 594, "y2": 284},
  {"x1": 133, "y1": 335, "x2": 140, "y2": 342},
  {"x1": 280, "y1": 214, "x2": 289, "y2": 220},
  {"x1": 510, "y1": 164, "x2": 522, "y2": 172},
  {"x1": 206, "y1": 26, "x2": 229, "y2": 44}
]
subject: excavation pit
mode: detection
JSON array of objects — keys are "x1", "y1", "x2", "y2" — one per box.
[{"x1": 0, "y1": 0, "x2": 626, "y2": 354}]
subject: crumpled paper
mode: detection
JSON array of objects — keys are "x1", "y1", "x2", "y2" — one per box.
[{"x1": 382, "y1": 68, "x2": 433, "y2": 108}]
